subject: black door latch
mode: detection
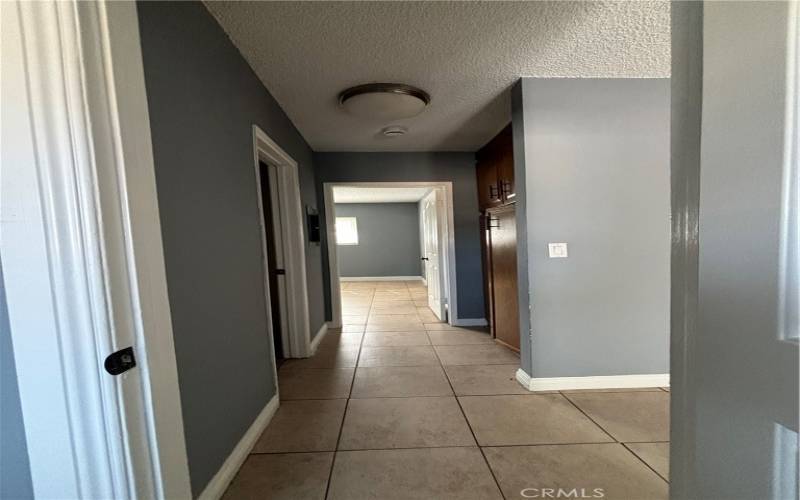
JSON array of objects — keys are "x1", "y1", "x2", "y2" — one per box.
[
  {"x1": 104, "y1": 347, "x2": 136, "y2": 375},
  {"x1": 275, "y1": 269, "x2": 286, "y2": 275}
]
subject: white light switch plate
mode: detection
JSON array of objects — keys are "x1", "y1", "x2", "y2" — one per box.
[{"x1": 548, "y1": 243, "x2": 568, "y2": 258}]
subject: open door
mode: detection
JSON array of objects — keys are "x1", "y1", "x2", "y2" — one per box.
[{"x1": 421, "y1": 189, "x2": 447, "y2": 320}]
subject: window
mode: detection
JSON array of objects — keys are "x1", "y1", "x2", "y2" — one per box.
[{"x1": 335, "y1": 217, "x2": 359, "y2": 245}]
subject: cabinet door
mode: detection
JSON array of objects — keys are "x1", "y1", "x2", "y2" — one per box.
[
  {"x1": 496, "y1": 126, "x2": 515, "y2": 203},
  {"x1": 487, "y1": 205, "x2": 519, "y2": 351},
  {"x1": 476, "y1": 155, "x2": 501, "y2": 209}
]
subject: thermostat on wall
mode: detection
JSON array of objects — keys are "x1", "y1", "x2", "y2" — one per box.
[{"x1": 548, "y1": 243, "x2": 568, "y2": 258}]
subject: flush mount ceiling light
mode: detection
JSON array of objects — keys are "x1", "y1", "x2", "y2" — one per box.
[{"x1": 339, "y1": 83, "x2": 430, "y2": 120}]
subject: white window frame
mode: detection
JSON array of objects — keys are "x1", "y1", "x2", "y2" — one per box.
[{"x1": 335, "y1": 216, "x2": 360, "y2": 245}]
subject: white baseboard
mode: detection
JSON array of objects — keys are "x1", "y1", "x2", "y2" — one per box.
[
  {"x1": 340, "y1": 276, "x2": 424, "y2": 282},
  {"x1": 452, "y1": 318, "x2": 488, "y2": 327},
  {"x1": 197, "y1": 394, "x2": 280, "y2": 500},
  {"x1": 516, "y1": 369, "x2": 669, "y2": 392},
  {"x1": 309, "y1": 322, "x2": 329, "y2": 354}
]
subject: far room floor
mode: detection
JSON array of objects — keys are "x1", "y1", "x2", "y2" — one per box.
[{"x1": 221, "y1": 281, "x2": 670, "y2": 499}]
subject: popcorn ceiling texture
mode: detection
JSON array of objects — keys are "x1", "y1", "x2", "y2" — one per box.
[{"x1": 205, "y1": 1, "x2": 670, "y2": 152}]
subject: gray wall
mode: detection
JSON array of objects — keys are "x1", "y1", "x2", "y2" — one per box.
[
  {"x1": 335, "y1": 203, "x2": 421, "y2": 277},
  {"x1": 0, "y1": 262, "x2": 34, "y2": 499},
  {"x1": 136, "y1": 2, "x2": 324, "y2": 494},
  {"x1": 514, "y1": 78, "x2": 670, "y2": 378},
  {"x1": 314, "y1": 153, "x2": 484, "y2": 321}
]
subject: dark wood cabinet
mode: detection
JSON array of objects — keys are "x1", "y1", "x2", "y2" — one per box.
[
  {"x1": 476, "y1": 123, "x2": 519, "y2": 352},
  {"x1": 487, "y1": 205, "x2": 519, "y2": 351},
  {"x1": 496, "y1": 130, "x2": 515, "y2": 203},
  {"x1": 476, "y1": 152, "x2": 501, "y2": 209},
  {"x1": 476, "y1": 125, "x2": 513, "y2": 209}
]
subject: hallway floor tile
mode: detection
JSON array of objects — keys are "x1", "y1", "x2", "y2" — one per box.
[
  {"x1": 328, "y1": 448, "x2": 503, "y2": 500},
  {"x1": 483, "y1": 444, "x2": 668, "y2": 500},
  {"x1": 223, "y1": 281, "x2": 670, "y2": 499},
  {"x1": 351, "y1": 365, "x2": 452, "y2": 398}
]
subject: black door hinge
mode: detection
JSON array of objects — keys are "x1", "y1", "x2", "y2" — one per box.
[{"x1": 104, "y1": 347, "x2": 136, "y2": 375}]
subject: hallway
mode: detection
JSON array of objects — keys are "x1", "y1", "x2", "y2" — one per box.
[{"x1": 222, "y1": 281, "x2": 670, "y2": 499}]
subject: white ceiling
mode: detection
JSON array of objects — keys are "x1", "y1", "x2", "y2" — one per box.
[
  {"x1": 206, "y1": 1, "x2": 670, "y2": 152},
  {"x1": 333, "y1": 186, "x2": 431, "y2": 204}
]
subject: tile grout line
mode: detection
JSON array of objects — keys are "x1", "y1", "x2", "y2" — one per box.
[
  {"x1": 558, "y1": 391, "x2": 620, "y2": 443},
  {"x1": 621, "y1": 442, "x2": 671, "y2": 484},
  {"x1": 323, "y1": 286, "x2": 374, "y2": 500},
  {"x1": 433, "y1": 340, "x2": 507, "y2": 500},
  {"x1": 250, "y1": 440, "x2": 667, "y2": 456}
]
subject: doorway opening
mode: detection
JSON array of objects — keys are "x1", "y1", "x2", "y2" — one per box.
[
  {"x1": 252, "y1": 125, "x2": 313, "y2": 365},
  {"x1": 323, "y1": 182, "x2": 459, "y2": 329},
  {"x1": 258, "y1": 161, "x2": 286, "y2": 366}
]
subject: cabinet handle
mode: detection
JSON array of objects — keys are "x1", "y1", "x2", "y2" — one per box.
[
  {"x1": 487, "y1": 216, "x2": 500, "y2": 229},
  {"x1": 500, "y1": 180, "x2": 513, "y2": 196},
  {"x1": 488, "y1": 184, "x2": 499, "y2": 200}
]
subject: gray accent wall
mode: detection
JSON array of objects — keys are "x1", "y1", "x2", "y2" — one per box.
[
  {"x1": 0, "y1": 262, "x2": 34, "y2": 499},
  {"x1": 335, "y1": 203, "x2": 422, "y2": 277},
  {"x1": 513, "y1": 78, "x2": 670, "y2": 378},
  {"x1": 314, "y1": 153, "x2": 484, "y2": 321},
  {"x1": 136, "y1": 2, "x2": 324, "y2": 494}
]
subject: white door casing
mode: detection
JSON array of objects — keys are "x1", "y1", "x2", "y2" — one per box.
[
  {"x1": 323, "y1": 182, "x2": 459, "y2": 328},
  {"x1": 1, "y1": 1, "x2": 191, "y2": 498},
  {"x1": 252, "y1": 125, "x2": 312, "y2": 359}
]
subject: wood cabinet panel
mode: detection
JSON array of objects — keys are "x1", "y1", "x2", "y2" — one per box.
[
  {"x1": 496, "y1": 128, "x2": 515, "y2": 203},
  {"x1": 476, "y1": 154, "x2": 501, "y2": 209},
  {"x1": 476, "y1": 124, "x2": 513, "y2": 209},
  {"x1": 487, "y1": 205, "x2": 520, "y2": 351}
]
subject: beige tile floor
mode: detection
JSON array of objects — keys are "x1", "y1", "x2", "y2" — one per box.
[{"x1": 223, "y1": 281, "x2": 670, "y2": 499}]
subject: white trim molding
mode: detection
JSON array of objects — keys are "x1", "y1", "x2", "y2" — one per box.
[
  {"x1": 340, "y1": 276, "x2": 424, "y2": 282},
  {"x1": 516, "y1": 369, "x2": 670, "y2": 392},
  {"x1": 252, "y1": 125, "x2": 312, "y2": 359},
  {"x1": 1, "y1": 1, "x2": 190, "y2": 498},
  {"x1": 197, "y1": 395, "x2": 280, "y2": 500},
  {"x1": 452, "y1": 318, "x2": 488, "y2": 327},
  {"x1": 309, "y1": 323, "x2": 330, "y2": 354}
]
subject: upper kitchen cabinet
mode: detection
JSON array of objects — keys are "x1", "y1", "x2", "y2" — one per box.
[{"x1": 476, "y1": 124, "x2": 514, "y2": 209}]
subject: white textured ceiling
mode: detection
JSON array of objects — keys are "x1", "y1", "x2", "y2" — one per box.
[
  {"x1": 206, "y1": 1, "x2": 670, "y2": 152},
  {"x1": 333, "y1": 186, "x2": 431, "y2": 204}
]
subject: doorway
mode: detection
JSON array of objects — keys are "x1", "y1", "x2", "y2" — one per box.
[
  {"x1": 323, "y1": 182, "x2": 459, "y2": 329},
  {"x1": 258, "y1": 161, "x2": 286, "y2": 365},
  {"x1": 420, "y1": 188, "x2": 447, "y2": 321}
]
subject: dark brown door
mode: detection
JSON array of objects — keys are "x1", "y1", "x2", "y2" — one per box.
[
  {"x1": 259, "y1": 161, "x2": 284, "y2": 363},
  {"x1": 487, "y1": 204, "x2": 519, "y2": 351}
]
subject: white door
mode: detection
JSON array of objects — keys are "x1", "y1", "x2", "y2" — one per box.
[{"x1": 422, "y1": 190, "x2": 447, "y2": 320}]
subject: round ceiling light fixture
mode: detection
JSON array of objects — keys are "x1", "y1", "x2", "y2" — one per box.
[
  {"x1": 381, "y1": 125, "x2": 408, "y2": 137},
  {"x1": 339, "y1": 83, "x2": 430, "y2": 120}
]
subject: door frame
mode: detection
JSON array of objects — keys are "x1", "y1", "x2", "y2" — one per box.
[
  {"x1": 1, "y1": 1, "x2": 190, "y2": 497},
  {"x1": 323, "y1": 182, "x2": 459, "y2": 328},
  {"x1": 252, "y1": 125, "x2": 312, "y2": 359}
]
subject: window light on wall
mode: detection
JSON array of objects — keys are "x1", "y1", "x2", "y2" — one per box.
[{"x1": 335, "y1": 217, "x2": 359, "y2": 245}]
